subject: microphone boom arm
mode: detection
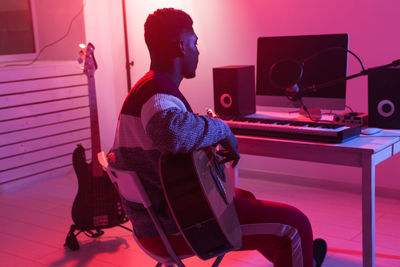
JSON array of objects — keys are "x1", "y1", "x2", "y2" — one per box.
[{"x1": 303, "y1": 59, "x2": 400, "y2": 95}]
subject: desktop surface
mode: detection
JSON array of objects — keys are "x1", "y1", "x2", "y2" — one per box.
[{"x1": 233, "y1": 128, "x2": 400, "y2": 267}]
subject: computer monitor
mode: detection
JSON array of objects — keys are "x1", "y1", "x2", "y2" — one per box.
[{"x1": 256, "y1": 34, "x2": 348, "y2": 111}]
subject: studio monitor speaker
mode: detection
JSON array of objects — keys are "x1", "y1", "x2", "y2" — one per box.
[
  {"x1": 213, "y1": 65, "x2": 256, "y2": 116},
  {"x1": 368, "y1": 68, "x2": 400, "y2": 129}
]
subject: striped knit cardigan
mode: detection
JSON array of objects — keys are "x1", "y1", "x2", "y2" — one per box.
[{"x1": 109, "y1": 70, "x2": 232, "y2": 237}]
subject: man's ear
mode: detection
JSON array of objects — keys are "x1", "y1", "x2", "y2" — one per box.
[{"x1": 177, "y1": 40, "x2": 185, "y2": 56}]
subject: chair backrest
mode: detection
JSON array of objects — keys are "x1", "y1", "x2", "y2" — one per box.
[
  {"x1": 97, "y1": 152, "x2": 225, "y2": 267},
  {"x1": 97, "y1": 151, "x2": 186, "y2": 266},
  {"x1": 98, "y1": 152, "x2": 152, "y2": 206}
]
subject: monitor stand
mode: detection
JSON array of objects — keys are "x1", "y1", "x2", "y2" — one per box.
[{"x1": 299, "y1": 107, "x2": 322, "y2": 121}]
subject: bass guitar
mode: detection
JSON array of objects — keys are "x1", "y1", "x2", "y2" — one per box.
[
  {"x1": 65, "y1": 43, "x2": 129, "y2": 250},
  {"x1": 159, "y1": 147, "x2": 242, "y2": 260}
]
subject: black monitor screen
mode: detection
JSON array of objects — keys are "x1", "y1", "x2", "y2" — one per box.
[{"x1": 256, "y1": 34, "x2": 348, "y2": 101}]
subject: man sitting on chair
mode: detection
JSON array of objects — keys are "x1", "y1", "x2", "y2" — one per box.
[{"x1": 109, "y1": 8, "x2": 327, "y2": 267}]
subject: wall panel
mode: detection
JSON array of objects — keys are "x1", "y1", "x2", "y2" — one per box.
[{"x1": 0, "y1": 61, "x2": 92, "y2": 184}]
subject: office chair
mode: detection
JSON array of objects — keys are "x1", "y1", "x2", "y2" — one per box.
[{"x1": 97, "y1": 152, "x2": 225, "y2": 267}]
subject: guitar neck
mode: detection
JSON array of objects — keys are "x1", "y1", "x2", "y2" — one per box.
[{"x1": 87, "y1": 74, "x2": 103, "y2": 177}]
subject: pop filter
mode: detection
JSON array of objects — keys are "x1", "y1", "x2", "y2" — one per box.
[{"x1": 269, "y1": 60, "x2": 304, "y2": 97}]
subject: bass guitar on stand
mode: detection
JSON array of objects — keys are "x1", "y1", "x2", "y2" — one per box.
[{"x1": 64, "y1": 43, "x2": 131, "y2": 251}]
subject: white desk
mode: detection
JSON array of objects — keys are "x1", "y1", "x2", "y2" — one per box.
[{"x1": 233, "y1": 130, "x2": 400, "y2": 267}]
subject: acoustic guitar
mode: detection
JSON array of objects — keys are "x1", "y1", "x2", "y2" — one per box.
[
  {"x1": 159, "y1": 147, "x2": 242, "y2": 260},
  {"x1": 66, "y1": 43, "x2": 128, "y2": 250}
]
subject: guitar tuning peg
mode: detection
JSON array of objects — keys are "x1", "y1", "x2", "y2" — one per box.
[
  {"x1": 206, "y1": 109, "x2": 218, "y2": 118},
  {"x1": 77, "y1": 49, "x2": 85, "y2": 64}
]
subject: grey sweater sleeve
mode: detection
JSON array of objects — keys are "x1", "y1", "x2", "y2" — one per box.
[
  {"x1": 141, "y1": 93, "x2": 232, "y2": 153},
  {"x1": 146, "y1": 108, "x2": 232, "y2": 153}
]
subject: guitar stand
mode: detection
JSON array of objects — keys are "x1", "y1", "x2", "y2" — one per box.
[{"x1": 64, "y1": 223, "x2": 132, "y2": 251}]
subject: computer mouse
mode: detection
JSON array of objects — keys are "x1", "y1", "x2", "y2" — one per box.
[{"x1": 361, "y1": 128, "x2": 382, "y2": 135}]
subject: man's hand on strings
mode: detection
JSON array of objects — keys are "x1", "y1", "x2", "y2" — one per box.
[{"x1": 217, "y1": 133, "x2": 240, "y2": 168}]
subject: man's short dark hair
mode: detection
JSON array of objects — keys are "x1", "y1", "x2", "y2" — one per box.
[{"x1": 144, "y1": 8, "x2": 193, "y2": 55}]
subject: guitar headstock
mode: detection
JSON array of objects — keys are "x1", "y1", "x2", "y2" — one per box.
[
  {"x1": 79, "y1": 43, "x2": 97, "y2": 77},
  {"x1": 206, "y1": 108, "x2": 219, "y2": 118}
]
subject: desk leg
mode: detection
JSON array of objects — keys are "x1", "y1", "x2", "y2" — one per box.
[
  {"x1": 229, "y1": 165, "x2": 239, "y2": 187},
  {"x1": 361, "y1": 153, "x2": 376, "y2": 267}
]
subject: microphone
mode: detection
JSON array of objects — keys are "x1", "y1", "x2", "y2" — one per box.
[{"x1": 269, "y1": 60, "x2": 304, "y2": 100}]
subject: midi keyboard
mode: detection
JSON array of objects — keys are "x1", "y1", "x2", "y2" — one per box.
[{"x1": 219, "y1": 115, "x2": 361, "y2": 143}]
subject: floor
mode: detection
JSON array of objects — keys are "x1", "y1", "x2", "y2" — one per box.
[{"x1": 0, "y1": 169, "x2": 399, "y2": 267}]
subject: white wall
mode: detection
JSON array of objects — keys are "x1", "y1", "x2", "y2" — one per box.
[
  {"x1": 84, "y1": 0, "x2": 400, "y2": 192},
  {"x1": 83, "y1": 0, "x2": 127, "y2": 151},
  {"x1": 34, "y1": 0, "x2": 86, "y2": 60},
  {"x1": 124, "y1": 0, "x2": 400, "y2": 113}
]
